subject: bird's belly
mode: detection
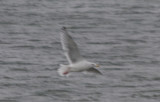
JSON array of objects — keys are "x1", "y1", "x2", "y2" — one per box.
[{"x1": 70, "y1": 65, "x2": 89, "y2": 72}]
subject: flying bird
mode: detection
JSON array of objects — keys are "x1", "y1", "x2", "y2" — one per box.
[{"x1": 58, "y1": 27, "x2": 102, "y2": 76}]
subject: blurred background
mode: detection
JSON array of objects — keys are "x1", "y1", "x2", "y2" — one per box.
[{"x1": 0, "y1": 0, "x2": 160, "y2": 102}]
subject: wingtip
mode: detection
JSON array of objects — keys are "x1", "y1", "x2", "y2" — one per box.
[{"x1": 62, "y1": 26, "x2": 67, "y2": 30}]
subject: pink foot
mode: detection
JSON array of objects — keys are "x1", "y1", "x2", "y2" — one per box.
[{"x1": 63, "y1": 71, "x2": 69, "y2": 75}]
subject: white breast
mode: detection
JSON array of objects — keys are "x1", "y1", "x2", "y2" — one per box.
[{"x1": 69, "y1": 60, "x2": 91, "y2": 72}]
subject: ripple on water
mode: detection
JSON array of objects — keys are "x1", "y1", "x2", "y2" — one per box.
[{"x1": 0, "y1": 0, "x2": 160, "y2": 102}]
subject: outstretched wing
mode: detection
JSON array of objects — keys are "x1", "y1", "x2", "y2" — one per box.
[
  {"x1": 60, "y1": 27, "x2": 84, "y2": 64},
  {"x1": 86, "y1": 67, "x2": 102, "y2": 75}
]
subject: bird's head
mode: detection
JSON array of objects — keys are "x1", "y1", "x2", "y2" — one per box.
[{"x1": 90, "y1": 63, "x2": 100, "y2": 68}]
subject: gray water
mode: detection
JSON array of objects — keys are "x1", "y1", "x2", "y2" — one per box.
[{"x1": 0, "y1": 0, "x2": 160, "y2": 102}]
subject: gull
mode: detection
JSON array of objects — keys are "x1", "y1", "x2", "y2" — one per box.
[{"x1": 58, "y1": 27, "x2": 102, "y2": 76}]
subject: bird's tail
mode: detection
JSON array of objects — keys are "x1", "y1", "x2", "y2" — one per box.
[{"x1": 57, "y1": 64, "x2": 70, "y2": 76}]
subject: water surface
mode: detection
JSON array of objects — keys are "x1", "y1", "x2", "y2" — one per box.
[{"x1": 0, "y1": 0, "x2": 160, "y2": 102}]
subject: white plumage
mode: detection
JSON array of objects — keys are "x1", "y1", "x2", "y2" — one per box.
[{"x1": 58, "y1": 27, "x2": 101, "y2": 76}]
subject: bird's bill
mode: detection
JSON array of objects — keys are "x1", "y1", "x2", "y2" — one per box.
[{"x1": 96, "y1": 64, "x2": 100, "y2": 67}]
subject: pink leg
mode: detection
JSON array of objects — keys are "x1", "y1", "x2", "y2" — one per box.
[
  {"x1": 63, "y1": 67, "x2": 70, "y2": 75},
  {"x1": 63, "y1": 71, "x2": 69, "y2": 75}
]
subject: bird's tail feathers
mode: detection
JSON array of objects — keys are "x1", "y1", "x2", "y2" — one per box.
[{"x1": 57, "y1": 64, "x2": 70, "y2": 76}]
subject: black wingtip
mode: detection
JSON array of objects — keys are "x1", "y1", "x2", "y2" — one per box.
[{"x1": 62, "y1": 26, "x2": 67, "y2": 30}]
